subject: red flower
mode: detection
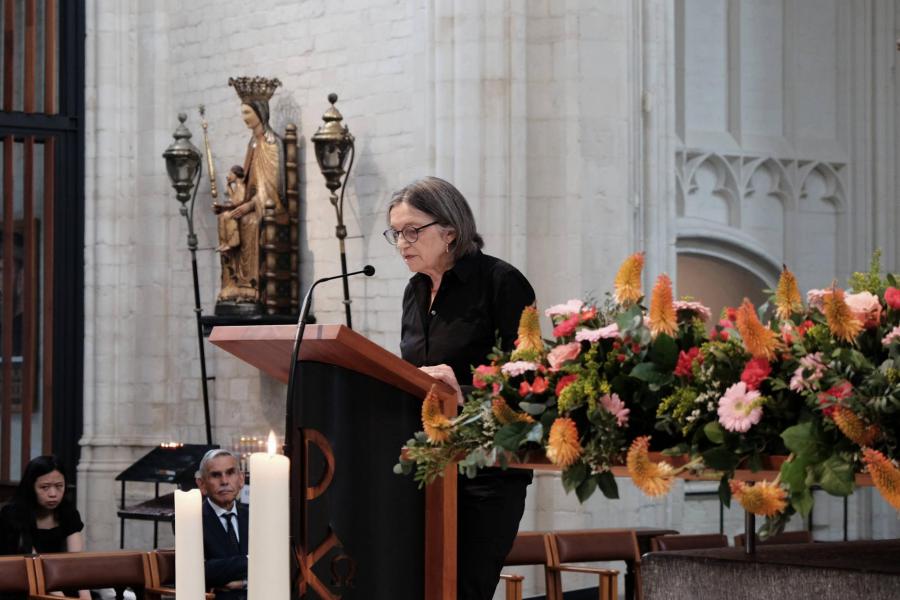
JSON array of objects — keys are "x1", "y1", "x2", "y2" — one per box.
[
  {"x1": 473, "y1": 365, "x2": 499, "y2": 390},
  {"x1": 552, "y1": 314, "x2": 581, "y2": 338},
  {"x1": 725, "y1": 307, "x2": 738, "y2": 323},
  {"x1": 719, "y1": 330, "x2": 730, "y2": 342},
  {"x1": 519, "y1": 375, "x2": 549, "y2": 396},
  {"x1": 817, "y1": 380, "x2": 853, "y2": 418},
  {"x1": 740, "y1": 357, "x2": 772, "y2": 391},
  {"x1": 674, "y1": 348, "x2": 701, "y2": 379},
  {"x1": 580, "y1": 307, "x2": 598, "y2": 322},
  {"x1": 555, "y1": 374, "x2": 578, "y2": 396},
  {"x1": 797, "y1": 320, "x2": 814, "y2": 336},
  {"x1": 886, "y1": 287, "x2": 900, "y2": 310}
]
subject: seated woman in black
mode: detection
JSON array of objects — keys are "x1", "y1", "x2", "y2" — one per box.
[{"x1": 0, "y1": 455, "x2": 89, "y2": 599}]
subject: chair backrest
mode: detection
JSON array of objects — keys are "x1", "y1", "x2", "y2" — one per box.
[
  {"x1": 651, "y1": 533, "x2": 729, "y2": 552},
  {"x1": 149, "y1": 549, "x2": 175, "y2": 587},
  {"x1": 35, "y1": 551, "x2": 149, "y2": 594},
  {"x1": 504, "y1": 531, "x2": 550, "y2": 566},
  {"x1": 0, "y1": 556, "x2": 36, "y2": 594},
  {"x1": 734, "y1": 530, "x2": 812, "y2": 547},
  {"x1": 551, "y1": 529, "x2": 640, "y2": 564}
]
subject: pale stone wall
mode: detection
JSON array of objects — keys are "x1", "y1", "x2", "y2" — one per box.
[{"x1": 80, "y1": 2, "x2": 899, "y2": 598}]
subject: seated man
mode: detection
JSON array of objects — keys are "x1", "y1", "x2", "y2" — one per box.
[{"x1": 196, "y1": 449, "x2": 249, "y2": 600}]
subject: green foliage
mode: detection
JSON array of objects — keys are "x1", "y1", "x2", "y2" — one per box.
[{"x1": 848, "y1": 249, "x2": 884, "y2": 294}]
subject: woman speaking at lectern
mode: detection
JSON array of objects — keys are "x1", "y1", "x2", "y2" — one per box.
[{"x1": 385, "y1": 176, "x2": 535, "y2": 598}]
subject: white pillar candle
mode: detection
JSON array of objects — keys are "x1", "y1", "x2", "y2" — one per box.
[
  {"x1": 174, "y1": 488, "x2": 206, "y2": 600},
  {"x1": 248, "y1": 431, "x2": 290, "y2": 600}
]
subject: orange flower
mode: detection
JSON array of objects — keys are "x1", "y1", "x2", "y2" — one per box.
[
  {"x1": 614, "y1": 252, "x2": 644, "y2": 305},
  {"x1": 648, "y1": 274, "x2": 677, "y2": 337},
  {"x1": 775, "y1": 266, "x2": 803, "y2": 320},
  {"x1": 832, "y1": 406, "x2": 879, "y2": 446},
  {"x1": 729, "y1": 479, "x2": 788, "y2": 517},
  {"x1": 511, "y1": 305, "x2": 544, "y2": 361},
  {"x1": 492, "y1": 397, "x2": 534, "y2": 426},
  {"x1": 862, "y1": 448, "x2": 900, "y2": 512},
  {"x1": 421, "y1": 385, "x2": 451, "y2": 444},
  {"x1": 626, "y1": 436, "x2": 675, "y2": 497},
  {"x1": 823, "y1": 287, "x2": 863, "y2": 343},
  {"x1": 546, "y1": 417, "x2": 582, "y2": 468},
  {"x1": 735, "y1": 299, "x2": 778, "y2": 360}
]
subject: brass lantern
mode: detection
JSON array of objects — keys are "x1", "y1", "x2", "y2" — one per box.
[
  {"x1": 310, "y1": 93, "x2": 357, "y2": 328},
  {"x1": 162, "y1": 113, "x2": 202, "y2": 207},
  {"x1": 311, "y1": 93, "x2": 355, "y2": 194}
]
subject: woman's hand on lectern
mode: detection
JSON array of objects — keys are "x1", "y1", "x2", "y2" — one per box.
[{"x1": 419, "y1": 364, "x2": 464, "y2": 407}]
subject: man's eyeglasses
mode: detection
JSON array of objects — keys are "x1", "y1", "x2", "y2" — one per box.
[{"x1": 383, "y1": 221, "x2": 439, "y2": 245}]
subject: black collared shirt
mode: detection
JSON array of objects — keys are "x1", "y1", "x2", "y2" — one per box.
[{"x1": 400, "y1": 250, "x2": 536, "y2": 386}]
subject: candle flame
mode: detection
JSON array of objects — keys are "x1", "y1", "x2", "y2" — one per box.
[{"x1": 267, "y1": 430, "x2": 277, "y2": 456}]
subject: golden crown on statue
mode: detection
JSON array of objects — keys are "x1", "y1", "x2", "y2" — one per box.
[{"x1": 228, "y1": 76, "x2": 282, "y2": 103}]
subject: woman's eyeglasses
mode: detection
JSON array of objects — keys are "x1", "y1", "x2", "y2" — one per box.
[{"x1": 383, "y1": 221, "x2": 438, "y2": 245}]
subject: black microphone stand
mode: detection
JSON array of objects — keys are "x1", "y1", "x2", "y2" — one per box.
[{"x1": 283, "y1": 265, "x2": 374, "y2": 590}]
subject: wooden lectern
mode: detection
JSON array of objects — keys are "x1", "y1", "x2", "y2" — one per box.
[{"x1": 210, "y1": 324, "x2": 458, "y2": 599}]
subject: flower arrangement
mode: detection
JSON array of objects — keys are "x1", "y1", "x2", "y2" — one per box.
[{"x1": 396, "y1": 251, "x2": 900, "y2": 526}]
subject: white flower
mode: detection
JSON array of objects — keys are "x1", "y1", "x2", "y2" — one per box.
[
  {"x1": 544, "y1": 299, "x2": 584, "y2": 318},
  {"x1": 500, "y1": 361, "x2": 539, "y2": 377},
  {"x1": 575, "y1": 323, "x2": 619, "y2": 343}
]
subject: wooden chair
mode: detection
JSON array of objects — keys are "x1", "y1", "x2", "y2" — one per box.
[
  {"x1": 32, "y1": 551, "x2": 149, "y2": 600},
  {"x1": 146, "y1": 549, "x2": 215, "y2": 600},
  {"x1": 734, "y1": 530, "x2": 812, "y2": 547},
  {"x1": 650, "y1": 533, "x2": 729, "y2": 552},
  {"x1": 545, "y1": 529, "x2": 642, "y2": 600},
  {"x1": 0, "y1": 555, "x2": 37, "y2": 598},
  {"x1": 146, "y1": 549, "x2": 174, "y2": 600},
  {"x1": 498, "y1": 532, "x2": 553, "y2": 600}
]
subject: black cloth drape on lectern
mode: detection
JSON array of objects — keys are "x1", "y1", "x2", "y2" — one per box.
[{"x1": 290, "y1": 360, "x2": 423, "y2": 599}]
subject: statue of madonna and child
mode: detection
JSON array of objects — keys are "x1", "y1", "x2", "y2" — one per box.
[{"x1": 212, "y1": 76, "x2": 290, "y2": 316}]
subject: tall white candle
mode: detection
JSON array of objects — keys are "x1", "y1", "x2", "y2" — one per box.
[
  {"x1": 174, "y1": 488, "x2": 206, "y2": 600},
  {"x1": 248, "y1": 431, "x2": 290, "y2": 600}
]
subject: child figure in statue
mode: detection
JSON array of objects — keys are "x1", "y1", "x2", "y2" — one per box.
[{"x1": 214, "y1": 165, "x2": 246, "y2": 254}]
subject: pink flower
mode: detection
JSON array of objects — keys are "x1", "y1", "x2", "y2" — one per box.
[
  {"x1": 600, "y1": 393, "x2": 630, "y2": 426},
  {"x1": 545, "y1": 299, "x2": 584, "y2": 318},
  {"x1": 844, "y1": 291, "x2": 882, "y2": 328},
  {"x1": 552, "y1": 314, "x2": 581, "y2": 338},
  {"x1": 789, "y1": 352, "x2": 826, "y2": 392},
  {"x1": 674, "y1": 348, "x2": 701, "y2": 379},
  {"x1": 885, "y1": 287, "x2": 900, "y2": 310},
  {"x1": 740, "y1": 358, "x2": 771, "y2": 391},
  {"x1": 781, "y1": 323, "x2": 797, "y2": 345},
  {"x1": 673, "y1": 300, "x2": 712, "y2": 322},
  {"x1": 547, "y1": 342, "x2": 582, "y2": 370},
  {"x1": 501, "y1": 361, "x2": 538, "y2": 377},
  {"x1": 717, "y1": 382, "x2": 763, "y2": 432},
  {"x1": 555, "y1": 374, "x2": 578, "y2": 396},
  {"x1": 575, "y1": 323, "x2": 619, "y2": 343},
  {"x1": 807, "y1": 289, "x2": 828, "y2": 311},
  {"x1": 473, "y1": 365, "x2": 499, "y2": 389},
  {"x1": 882, "y1": 325, "x2": 900, "y2": 346}
]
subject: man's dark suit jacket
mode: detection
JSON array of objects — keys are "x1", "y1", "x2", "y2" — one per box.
[{"x1": 201, "y1": 498, "x2": 249, "y2": 598}]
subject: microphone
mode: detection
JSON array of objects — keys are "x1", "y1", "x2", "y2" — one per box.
[{"x1": 284, "y1": 265, "x2": 376, "y2": 450}]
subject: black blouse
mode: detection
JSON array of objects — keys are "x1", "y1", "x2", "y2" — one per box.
[
  {"x1": 400, "y1": 250, "x2": 536, "y2": 386},
  {"x1": 0, "y1": 502, "x2": 84, "y2": 555}
]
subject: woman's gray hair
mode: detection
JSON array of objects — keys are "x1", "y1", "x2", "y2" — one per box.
[
  {"x1": 387, "y1": 176, "x2": 484, "y2": 260},
  {"x1": 196, "y1": 448, "x2": 241, "y2": 479}
]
